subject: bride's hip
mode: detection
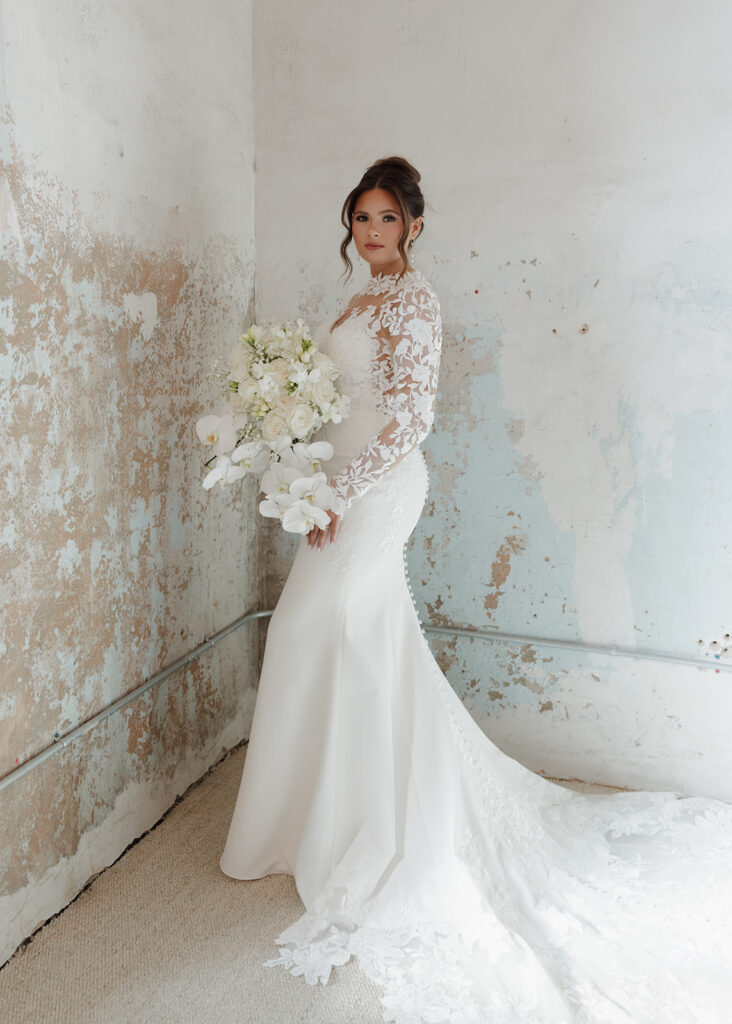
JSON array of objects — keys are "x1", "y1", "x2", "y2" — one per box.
[
  {"x1": 333, "y1": 448, "x2": 428, "y2": 544},
  {"x1": 281, "y1": 450, "x2": 428, "y2": 590}
]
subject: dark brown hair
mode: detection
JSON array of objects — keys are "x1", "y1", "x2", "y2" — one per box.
[{"x1": 339, "y1": 156, "x2": 425, "y2": 282}]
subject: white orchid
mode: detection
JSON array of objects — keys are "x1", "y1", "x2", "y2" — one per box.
[
  {"x1": 282, "y1": 499, "x2": 331, "y2": 534},
  {"x1": 282, "y1": 441, "x2": 334, "y2": 476},
  {"x1": 199, "y1": 316, "x2": 349, "y2": 531},
  {"x1": 196, "y1": 413, "x2": 237, "y2": 455},
  {"x1": 261, "y1": 462, "x2": 301, "y2": 497},
  {"x1": 266, "y1": 434, "x2": 294, "y2": 456},
  {"x1": 288, "y1": 472, "x2": 334, "y2": 509},
  {"x1": 231, "y1": 440, "x2": 271, "y2": 473},
  {"x1": 202, "y1": 453, "x2": 247, "y2": 489},
  {"x1": 259, "y1": 492, "x2": 295, "y2": 519}
]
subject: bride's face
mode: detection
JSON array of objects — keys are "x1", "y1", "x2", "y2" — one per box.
[{"x1": 351, "y1": 187, "x2": 421, "y2": 275}]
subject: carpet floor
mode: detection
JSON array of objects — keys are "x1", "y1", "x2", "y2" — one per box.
[{"x1": 0, "y1": 743, "x2": 623, "y2": 1024}]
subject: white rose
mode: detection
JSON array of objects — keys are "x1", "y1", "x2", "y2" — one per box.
[
  {"x1": 285, "y1": 402, "x2": 317, "y2": 439},
  {"x1": 260, "y1": 408, "x2": 291, "y2": 443},
  {"x1": 309, "y1": 378, "x2": 336, "y2": 410},
  {"x1": 239, "y1": 379, "x2": 261, "y2": 409},
  {"x1": 313, "y1": 351, "x2": 339, "y2": 381},
  {"x1": 227, "y1": 346, "x2": 251, "y2": 381},
  {"x1": 269, "y1": 358, "x2": 290, "y2": 384},
  {"x1": 229, "y1": 390, "x2": 250, "y2": 414}
]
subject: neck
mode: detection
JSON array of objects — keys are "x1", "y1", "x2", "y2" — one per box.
[{"x1": 370, "y1": 262, "x2": 414, "y2": 278}]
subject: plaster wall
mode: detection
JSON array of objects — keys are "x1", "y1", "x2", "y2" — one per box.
[
  {"x1": 1, "y1": 0, "x2": 258, "y2": 964},
  {"x1": 253, "y1": 0, "x2": 732, "y2": 798}
]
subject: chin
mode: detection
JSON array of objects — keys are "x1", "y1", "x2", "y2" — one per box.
[{"x1": 362, "y1": 251, "x2": 401, "y2": 271}]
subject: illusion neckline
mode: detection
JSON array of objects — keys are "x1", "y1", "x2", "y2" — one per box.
[{"x1": 359, "y1": 266, "x2": 423, "y2": 296}]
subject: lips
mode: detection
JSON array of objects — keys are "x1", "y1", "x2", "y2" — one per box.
[{"x1": 365, "y1": 244, "x2": 384, "y2": 250}]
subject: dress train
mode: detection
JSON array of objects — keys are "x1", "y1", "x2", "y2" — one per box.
[{"x1": 220, "y1": 269, "x2": 732, "y2": 1023}]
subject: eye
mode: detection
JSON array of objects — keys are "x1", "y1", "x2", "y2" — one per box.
[
  {"x1": 354, "y1": 214, "x2": 368, "y2": 222},
  {"x1": 383, "y1": 214, "x2": 396, "y2": 222}
]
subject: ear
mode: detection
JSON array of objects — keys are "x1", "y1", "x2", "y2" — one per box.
[{"x1": 411, "y1": 216, "x2": 423, "y2": 241}]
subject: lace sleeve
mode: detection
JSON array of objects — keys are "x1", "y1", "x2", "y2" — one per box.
[{"x1": 328, "y1": 282, "x2": 442, "y2": 515}]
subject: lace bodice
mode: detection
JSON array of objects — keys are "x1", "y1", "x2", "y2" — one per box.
[{"x1": 320, "y1": 268, "x2": 442, "y2": 516}]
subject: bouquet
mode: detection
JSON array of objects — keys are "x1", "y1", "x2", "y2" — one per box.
[{"x1": 196, "y1": 318, "x2": 350, "y2": 534}]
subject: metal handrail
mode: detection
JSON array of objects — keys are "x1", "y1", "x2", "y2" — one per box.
[
  {"x1": 0, "y1": 610, "x2": 272, "y2": 794},
  {"x1": 2, "y1": 610, "x2": 728, "y2": 793},
  {"x1": 424, "y1": 624, "x2": 732, "y2": 672}
]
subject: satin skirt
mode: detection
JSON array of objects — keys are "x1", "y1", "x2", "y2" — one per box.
[{"x1": 220, "y1": 444, "x2": 732, "y2": 1024}]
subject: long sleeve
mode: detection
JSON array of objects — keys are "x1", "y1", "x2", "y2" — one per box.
[{"x1": 328, "y1": 281, "x2": 442, "y2": 515}]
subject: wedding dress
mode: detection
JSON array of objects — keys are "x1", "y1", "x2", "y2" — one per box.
[{"x1": 219, "y1": 267, "x2": 732, "y2": 1024}]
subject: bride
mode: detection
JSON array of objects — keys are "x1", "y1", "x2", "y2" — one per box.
[{"x1": 220, "y1": 156, "x2": 732, "y2": 1024}]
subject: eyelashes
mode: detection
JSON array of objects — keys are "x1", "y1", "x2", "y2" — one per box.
[{"x1": 354, "y1": 214, "x2": 397, "y2": 223}]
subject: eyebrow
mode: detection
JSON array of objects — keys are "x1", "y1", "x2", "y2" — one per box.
[{"x1": 354, "y1": 208, "x2": 401, "y2": 215}]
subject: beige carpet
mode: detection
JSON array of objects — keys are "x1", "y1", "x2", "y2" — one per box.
[{"x1": 0, "y1": 743, "x2": 622, "y2": 1024}]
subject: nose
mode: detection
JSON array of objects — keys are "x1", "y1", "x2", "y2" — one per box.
[{"x1": 369, "y1": 223, "x2": 380, "y2": 237}]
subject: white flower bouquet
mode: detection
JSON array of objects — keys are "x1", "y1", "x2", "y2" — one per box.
[{"x1": 196, "y1": 318, "x2": 350, "y2": 534}]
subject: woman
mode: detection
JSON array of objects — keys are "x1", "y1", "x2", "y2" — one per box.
[{"x1": 220, "y1": 157, "x2": 732, "y2": 1023}]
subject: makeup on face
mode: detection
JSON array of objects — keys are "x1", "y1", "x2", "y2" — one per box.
[{"x1": 351, "y1": 188, "x2": 415, "y2": 275}]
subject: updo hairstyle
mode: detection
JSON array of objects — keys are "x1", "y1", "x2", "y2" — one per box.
[{"x1": 339, "y1": 156, "x2": 425, "y2": 281}]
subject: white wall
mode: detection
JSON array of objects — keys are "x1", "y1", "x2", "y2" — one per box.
[
  {"x1": 1, "y1": 0, "x2": 257, "y2": 965},
  {"x1": 4, "y1": 0, "x2": 732, "y2": 968},
  {"x1": 253, "y1": 0, "x2": 732, "y2": 798}
]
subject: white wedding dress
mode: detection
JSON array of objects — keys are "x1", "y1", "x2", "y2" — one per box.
[{"x1": 220, "y1": 268, "x2": 732, "y2": 1024}]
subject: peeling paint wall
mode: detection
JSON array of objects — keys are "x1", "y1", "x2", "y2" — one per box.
[
  {"x1": 1, "y1": 0, "x2": 257, "y2": 963},
  {"x1": 254, "y1": 0, "x2": 732, "y2": 798}
]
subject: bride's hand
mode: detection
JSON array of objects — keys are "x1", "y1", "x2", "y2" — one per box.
[{"x1": 307, "y1": 509, "x2": 341, "y2": 550}]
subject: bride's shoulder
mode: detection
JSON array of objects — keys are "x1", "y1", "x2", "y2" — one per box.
[
  {"x1": 391, "y1": 270, "x2": 441, "y2": 319},
  {"x1": 405, "y1": 269, "x2": 439, "y2": 305}
]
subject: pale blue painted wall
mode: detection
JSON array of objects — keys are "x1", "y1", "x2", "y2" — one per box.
[{"x1": 253, "y1": 0, "x2": 732, "y2": 797}]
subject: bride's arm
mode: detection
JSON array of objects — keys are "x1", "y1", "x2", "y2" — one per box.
[{"x1": 327, "y1": 281, "x2": 442, "y2": 516}]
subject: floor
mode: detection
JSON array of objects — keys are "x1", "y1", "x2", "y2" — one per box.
[{"x1": 0, "y1": 743, "x2": 622, "y2": 1024}]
